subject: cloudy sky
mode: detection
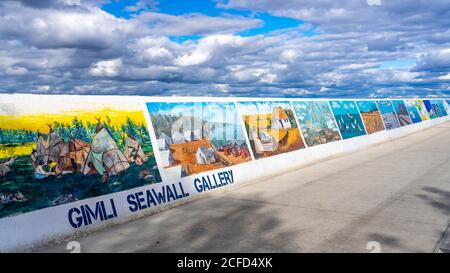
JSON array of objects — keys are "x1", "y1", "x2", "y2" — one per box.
[{"x1": 1, "y1": 0, "x2": 450, "y2": 98}]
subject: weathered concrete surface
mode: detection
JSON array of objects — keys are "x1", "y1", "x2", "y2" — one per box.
[{"x1": 34, "y1": 121, "x2": 450, "y2": 253}]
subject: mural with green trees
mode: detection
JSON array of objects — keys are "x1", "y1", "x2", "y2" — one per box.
[{"x1": 0, "y1": 99, "x2": 161, "y2": 219}]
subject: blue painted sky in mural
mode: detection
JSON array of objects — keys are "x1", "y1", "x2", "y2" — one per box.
[
  {"x1": 237, "y1": 101, "x2": 293, "y2": 116},
  {"x1": 376, "y1": 101, "x2": 396, "y2": 114},
  {"x1": 356, "y1": 101, "x2": 379, "y2": 113},
  {"x1": 329, "y1": 101, "x2": 360, "y2": 116},
  {"x1": 391, "y1": 100, "x2": 407, "y2": 114},
  {"x1": 146, "y1": 101, "x2": 241, "y2": 124}
]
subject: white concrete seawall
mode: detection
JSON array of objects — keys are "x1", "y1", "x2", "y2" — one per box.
[
  {"x1": 35, "y1": 120, "x2": 450, "y2": 253},
  {"x1": 0, "y1": 94, "x2": 449, "y2": 252}
]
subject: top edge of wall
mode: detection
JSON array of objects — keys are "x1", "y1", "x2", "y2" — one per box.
[{"x1": 0, "y1": 93, "x2": 448, "y2": 102}]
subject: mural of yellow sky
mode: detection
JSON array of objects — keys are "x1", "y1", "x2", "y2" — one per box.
[{"x1": 0, "y1": 95, "x2": 148, "y2": 133}]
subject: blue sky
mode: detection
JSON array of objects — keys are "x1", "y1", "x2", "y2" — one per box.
[
  {"x1": 378, "y1": 59, "x2": 417, "y2": 70},
  {"x1": 102, "y1": 0, "x2": 306, "y2": 36},
  {"x1": 1, "y1": 0, "x2": 450, "y2": 98}
]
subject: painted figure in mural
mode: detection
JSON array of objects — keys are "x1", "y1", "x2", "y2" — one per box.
[
  {"x1": 33, "y1": 160, "x2": 54, "y2": 179},
  {"x1": 0, "y1": 97, "x2": 161, "y2": 219},
  {"x1": 27, "y1": 118, "x2": 150, "y2": 183}
]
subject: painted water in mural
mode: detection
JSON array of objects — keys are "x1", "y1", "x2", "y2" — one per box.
[
  {"x1": 391, "y1": 100, "x2": 413, "y2": 127},
  {"x1": 0, "y1": 98, "x2": 161, "y2": 218},
  {"x1": 376, "y1": 100, "x2": 401, "y2": 130},
  {"x1": 404, "y1": 100, "x2": 423, "y2": 124},
  {"x1": 147, "y1": 102, "x2": 252, "y2": 179},
  {"x1": 237, "y1": 101, "x2": 305, "y2": 159},
  {"x1": 355, "y1": 101, "x2": 385, "y2": 134},
  {"x1": 329, "y1": 101, "x2": 366, "y2": 139},
  {"x1": 291, "y1": 101, "x2": 341, "y2": 147}
]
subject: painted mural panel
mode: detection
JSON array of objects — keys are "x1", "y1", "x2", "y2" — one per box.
[
  {"x1": 291, "y1": 101, "x2": 341, "y2": 147},
  {"x1": 430, "y1": 100, "x2": 448, "y2": 117},
  {"x1": 376, "y1": 100, "x2": 401, "y2": 130},
  {"x1": 355, "y1": 101, "x2": 385, "y2": 134},
  {"x1": 445, "y1": 100, "x2": 450, "y2": 113},
  {"x1": 236, "y1": 101, "x2": 305, "y2": 159},
  {"x1": 391, "y1": 100, "x2": 413, "y2": 126},
  {"x1": 404, "y1": 100, "x2": 423, "y2": 123},
  {"x1": 0, "y1": 97, "x2": 161, "y2": 219},
  {"x1": 412, "y1": 99, "x2": 429, "y2": 121},
  {"x1": 423, "y1": 100, "x2": 437, "y2": 119},
  {"x1": 329, "y1": 100, "x2": 366, "y2": 139},
  {"x1": 147, "y1": 102, "x2": 252, "y2": 180}
]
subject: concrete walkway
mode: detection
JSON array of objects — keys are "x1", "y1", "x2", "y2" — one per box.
[{"x1": 35, "y1": 121, "x2": 450, "y2": 253}]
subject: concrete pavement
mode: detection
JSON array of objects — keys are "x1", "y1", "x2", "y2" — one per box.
[{"x1": 35, "y1": 121, "x2": 450, "y2": 253}]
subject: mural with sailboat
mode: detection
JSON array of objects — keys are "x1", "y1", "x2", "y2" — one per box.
[
  {"x1": 0, "y1": 97, "x2": 161, "y2": 219},
  {"x1": 329, "y1": 100, "x2": 366, "y2": 139}
]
